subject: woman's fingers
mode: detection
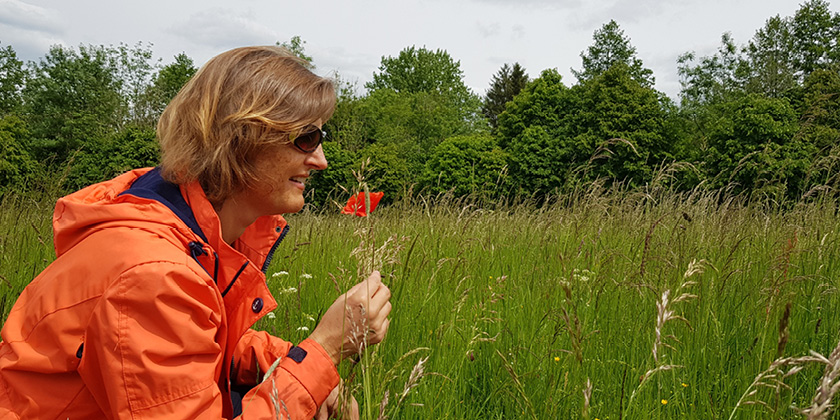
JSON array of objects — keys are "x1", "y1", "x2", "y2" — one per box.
[
  {"x1": 367, "y1": 283, "x2": 391, "y2": 314},
  {"x1": 348, "y1": 271, "x2": 381, "y2": 296}
]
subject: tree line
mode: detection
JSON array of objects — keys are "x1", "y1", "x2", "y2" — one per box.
[{"x1": 1, "y1": 1, "x2": 839, "y2": 206}]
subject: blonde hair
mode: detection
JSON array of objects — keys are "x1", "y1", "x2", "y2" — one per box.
[{"x1": 157, "y1": 45, "x2": 336, "y2": 205}]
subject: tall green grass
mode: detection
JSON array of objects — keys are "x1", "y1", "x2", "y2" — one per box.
[
  {"x1": 1, "y1": 185, "x2": 838, "y2": 419},
  {"x1": 0, "y1": 194, "x2": 56, "y2": 325}
]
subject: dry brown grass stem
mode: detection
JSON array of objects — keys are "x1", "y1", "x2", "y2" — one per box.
[
  {"x1": 626, "y1": 262, "x2": 702, "y2": 415},
  {"x1": 269, "y1": 377, "x2": 291, "y2": 420},
  {"x1": 497, "y1": 350, "x2": 538, "y2": 420},
  {"x1": 350, "y1": 228, "x2": 407, "y2": 280},
  {"x1": 582, "y1": 378, "x2": 593, "y2": 419},
  {"x1": 800, "y1": 338, "x2": 840, "y2": 420},
  {"x1": 639, "y1": 215, "x2": 665, "y2": 277},
  {"x1": 376, "y1": 390, "x2": 389, "y2": 420},
  {"x1": 557, "y1": 281, "x2": 599, "y2": 365},
  {"x1": 728, "y1": 353, "x2": 827, "y2": 420},
  {"x1": 652, "y1": 282, "x2": 697, "y2": 364},
  {"x1": 777, "y1": 302, "x2": 792, "y2": 358},
  {"x1": 396, "y1": 357, "x2": 428, "y2": 407},
  {"x1": 377, "y1": 350, "x2": 446, "y2": 420}
]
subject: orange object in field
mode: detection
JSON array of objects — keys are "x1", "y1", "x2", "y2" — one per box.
[{"x1": 341, "y1": 192, "x2": 384, "y2": 216}]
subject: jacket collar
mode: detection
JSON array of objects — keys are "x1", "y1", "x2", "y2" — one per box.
[
  {"x1": 120, "y1": 167, "x2": 208, "y2": 243},
  {"x1": 121, "y1": 167, "x2": 288, "y2": 272}
]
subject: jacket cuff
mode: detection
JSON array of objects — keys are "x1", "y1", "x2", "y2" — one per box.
[{"x1": 277, "y1": 338, "x2": 340, "y2": 405}]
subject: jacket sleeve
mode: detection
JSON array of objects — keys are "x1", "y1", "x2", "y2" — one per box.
[
  {"x1": 76, "y1": 261, "x2": 337, "y2": 420},
  {"x1": 232, "y1": 331, "x2": 340, "y2": 418}
]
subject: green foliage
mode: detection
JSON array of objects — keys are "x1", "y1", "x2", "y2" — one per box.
[
  {"x1": 500, "y1": 65, "x2": 673, "y2": 193},
  {"x1": 361, "y1": 87, "x2": 481, "y2": 158},
  {"x1": 0, "y1": 44, "x2": 24, "y2": 116},
  {"x1": 789, "y1": 0, "x2": 840, "y2": 76},
  {"x1": 307, "y1": 141, "x2": 357, "y2": 208},
  {"x1": 64, "y1": 126, "x2": 159, "y2": 190},
  {"x1": 790, "y1": 68, "x2": 840, "y2": 151},
  {"x1": 420, "y1": 134, "x2": 509, "y2": 197},
  {"x1": 569, "y1": 63, "x2": 673, "y2": 185},
  {"x1": 278, "y1": 35, "x2": 314, "y2": 68},
  {"x1": 704, "y1": 94, "x2": 812, "y2": 199},
  {"x1": 496, "y1": 69, "x2": 569, "y2": 193},
  {"x1": 113, "y1": 42, "x2": 158, "y2": 127},
  {"x1": 357, "y1": 142, "x2": 416, "y2": 203},
  {"x1": 573, "y1": 20, "x2": 654, "y2": 87},
  {"x1": 482, "y1": 63, "x2": 529, "y2": 130},
  {"x1": 742, "y1": 15, "x2": 797, "y2": 97},
  {"x1": 0, "y1": 115, "x2": 36, "y2": 192},
  {"x1": 507, "y1": 124, "x2": 568, "y2": 194},
  {"x1": 366, "y1": 46, "x2": 483, "y2": 130},
  {"x1": 22, "y1": 44, "x2": 125, "y2": 164},
  {"x1": 678, "y1": 33, "x2": 746, "y2": 109},
  {"x1": 368, "y1": 46, "x2": 468, "y2": 97},
  {"x1": 496, "y1": 68, "x2": 567, "y2": 149},
  {"x1": 137, "y1": 52, "x2": 197, "y2": 128},
  {"x1": 680, "y1": 0, "x2": 840, "y2": 105},
  {"x1": 325, "y1": 76, "x2": 368, "y2": 153}
]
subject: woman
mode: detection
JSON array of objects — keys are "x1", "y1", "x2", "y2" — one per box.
[{"x1": 0, "y1": 46, "x2": 390, "y2": 419}]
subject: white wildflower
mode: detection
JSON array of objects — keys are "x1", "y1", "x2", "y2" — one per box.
[
  {"x1": 300, "y1": 273, "x2": 313, "y2": 279},
  {"x1": 271, "y1": 271, "x2": 289, "y2": 278},
  {"x1": 266, "y1": 312, "x2": 276, "y2": 320},
  {"x1": 278, "y1": 287, "x2": 298, "y2": 295},
  {"x1": 296, "y1": 326, "x2": 310, "y2": 332},
  {"x1": 573, "y1": 268, "x2": 595, "y2": 283}
]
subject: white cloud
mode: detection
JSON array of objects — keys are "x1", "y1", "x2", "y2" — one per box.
[
  {"x1": 0, "y1": 0, "x2": 66, "y2": 60},
  {"x1": 511, "y1": 24, "x2": 525, "y2": 39},
  {"x1": 476, "y1": 21, "x2": 502, "y2": 37},
  {"x1": 0, "y1": 0, "x2": 64, "y2": 34},
  {"x1": 167, "y1": 9, "x2": 280, "y2": 50},
  {"x1": 315, "y1": 45, "x2": 381, "y2": 90},
  {"x1": 470, "y1": 0, "x2": 581, "y2": 8}
]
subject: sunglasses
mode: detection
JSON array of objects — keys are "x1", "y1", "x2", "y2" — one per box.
[{"x1": 291, "y1": 127, "x2": 327, "y2": 153}]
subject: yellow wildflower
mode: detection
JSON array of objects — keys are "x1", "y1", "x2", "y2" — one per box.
[
  {"x1": 661, "y1": 399, "x2": 668, "y2": 405},
  {"x1": 681, "y1": 383, "x2": 688, "y2": 388},
  {"x1": 554, "y1": 356, "x2": 560, "y2": 362}
]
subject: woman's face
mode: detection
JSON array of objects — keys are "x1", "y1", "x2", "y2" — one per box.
[{"x1": 239, "y1": 128, "x2": 329, "y2": 217}]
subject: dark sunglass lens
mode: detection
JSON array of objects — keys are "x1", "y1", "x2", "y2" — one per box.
[{"x1": 294, "y1": 130, "x2": 324, "y2": 152}]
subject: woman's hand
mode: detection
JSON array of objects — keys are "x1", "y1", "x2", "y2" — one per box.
[
  {"x1": 309, "y1": 271, "x2": 392, "y2": 365},
  {"x1": 315, "y1": 380, "x2": 359, "y2": 420}
]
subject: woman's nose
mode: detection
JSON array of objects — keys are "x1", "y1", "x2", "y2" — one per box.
[{"x1": 306, "y1": 144, "x2": 328, "y2": 170}]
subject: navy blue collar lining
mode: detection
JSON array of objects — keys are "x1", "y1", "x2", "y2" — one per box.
[{"x1": 119, "y1": 167, "x2": 209, "y2": 244}]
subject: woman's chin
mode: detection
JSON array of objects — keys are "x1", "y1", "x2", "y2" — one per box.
[{"x1": 280, "y1": 200, "x2": 306, "y2": 215}]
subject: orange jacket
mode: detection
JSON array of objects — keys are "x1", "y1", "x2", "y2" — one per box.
[{"x1": 0, "y1": 168, "x2": 339, "y2": 419}]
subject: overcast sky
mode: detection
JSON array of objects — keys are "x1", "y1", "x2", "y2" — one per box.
[{"x1": 1, "y1": 0, "x2": 833, "y2": 100}]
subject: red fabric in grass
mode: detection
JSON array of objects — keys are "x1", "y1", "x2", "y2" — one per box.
[{"x1": 341, "y1": 192, "x2": 384, "y2": 217}]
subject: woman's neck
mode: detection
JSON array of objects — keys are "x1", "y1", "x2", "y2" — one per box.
[{"x1": 214, "y1": 196, "x2": 257, "y2": 245}]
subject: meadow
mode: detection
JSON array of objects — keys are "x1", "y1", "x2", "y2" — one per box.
[{"x1": 1, "y1": 185, "x2": 838, "y2": 419}]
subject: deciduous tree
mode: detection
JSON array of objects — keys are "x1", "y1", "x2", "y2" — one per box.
[
  {"x1": 704, "y1": 94, "x2": 810, "y2": 199},
  {"x1": 790, "y1": 0, "x2": 840, "y2": 77},
  {"x1": 743, "y1": 16, "x2": 797, "y2": 98},
  {"x1": 0, "y1": 115, "x2": 36, "y2": 192},
  {"x1": 22, "y1": 44, "x2": 124, "y2": 164},
  {"x1": 362, "y1": 46, "x2": 483, "y2": 165},
  {"x1": 278, "y1": 35, "x2": 314, "y2": 68},
  {"x1": 137, "y1": 53, "x2": 197, "y2": 127},
  {"x1": 0, "y1": 45, "x2": 24, "y2": 116},
  {"x1": 421, "y1": 133, "x2": 508, "y2": 196}
]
